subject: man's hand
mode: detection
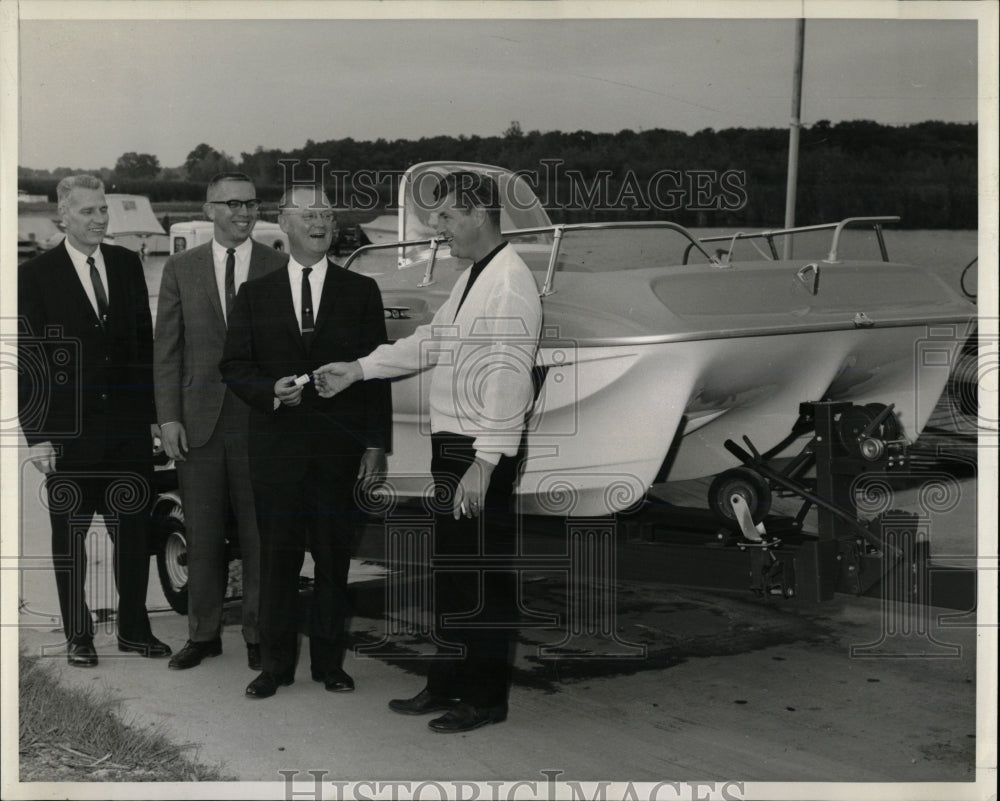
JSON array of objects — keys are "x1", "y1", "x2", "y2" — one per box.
[
  {"x1": 28, "y1": 441, "x2": 57, "y2": 474},
  {"x1": 357, "y1": 448, "x2": 387, "y2": 491},
  {"x1": 453, "y1": 457, "x2": 496, "y2": 520},
  {"x1": 313, "y1": 361, "x2": 363, "y2": 398},
  {"x1": 159, "y1": 422, "x2": 188, "y2": 461},
  {"x1": 274, "y1": 375, "x2": 305, "y2": 407}
]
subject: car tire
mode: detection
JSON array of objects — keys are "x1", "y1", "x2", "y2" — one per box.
[{"x1": 154, "y1": 502, "x2": 189, "y2": 615}]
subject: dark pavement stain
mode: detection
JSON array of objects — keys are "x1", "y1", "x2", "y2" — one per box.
[{"x1": 348, "y1": 575, "x2": 836, "y2": 693}]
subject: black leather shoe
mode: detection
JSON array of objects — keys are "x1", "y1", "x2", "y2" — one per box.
[
  {"x1": 67, "y1": 641, "x2": 98, "y2": 668},
  {"x1": 245, "y1": 671, "x2": 294, "y2": 699},
  {"x1": 428, "y1": 703, "x2": 507, "y2": 733},
  {"x1": 389, "y1": 688, "x2": 458, "y2": 716},
  {"x1": 247, "y1": 643, "x2": 261, "y2": 671},
  {"x1": 168, "y1": 639, "x2": 222, "y2": 670},
  {"x1": 319, "y1": 668, "x2": 355, "y2": 693},
  {"x1": 117, "y1": 636, "x2": 172, "y2": 658}
]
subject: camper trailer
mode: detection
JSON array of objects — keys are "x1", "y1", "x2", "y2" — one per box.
[
  {"x1": 103, "y1": 194, "x2": 168, "y2": 253},
  {"x1": 169, "y1": 220, "x2": 290, "y2": 255},
  {"x1": 17, "y1": 194, "x2": 168, "y2": 255}
]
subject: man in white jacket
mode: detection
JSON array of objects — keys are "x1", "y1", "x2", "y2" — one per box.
[{"x1": 314, "y1": 171, "x2": 542, "y2": 732}]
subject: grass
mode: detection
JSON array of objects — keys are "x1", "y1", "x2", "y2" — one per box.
[{"x1": 17, "y1": 651, "x2": 232, "y2": 783}]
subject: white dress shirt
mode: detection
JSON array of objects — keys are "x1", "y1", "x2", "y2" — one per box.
[
  {"x1": 64, "y1": 239, "x2": 109, "y2": 319},
  {"x1": 287, "y1": 256, "x2": 327, "y2": 331},
  {"x1": 212, "y1": 238, "x2": 253, "y2": 323}
]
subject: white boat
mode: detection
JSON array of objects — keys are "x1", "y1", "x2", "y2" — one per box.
[{"x1": 345, "y1": 162, "x2": 976, "y2": 517}]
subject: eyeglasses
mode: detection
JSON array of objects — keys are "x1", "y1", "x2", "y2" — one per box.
[
  {"x1": 280, "y1": 211, "x2": 336, "y2": 223},
  {"x1": 207, "y1": 199, "x2": 262, "y2": 211}
]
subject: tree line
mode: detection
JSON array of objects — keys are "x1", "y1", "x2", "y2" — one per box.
[{"x1": 17, "y1": 120, "x2": 977, "y2": 228}]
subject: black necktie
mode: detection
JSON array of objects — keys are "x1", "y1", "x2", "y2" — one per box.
[
  {"x1": 224, "y1": 248, "x2": 236, "y2": 319},
  {"x1": 301, "y1": 267, "x2": 315, "y2": 348},
  {"x1": 87, "y1": 256, "x2": 109, "y2": 327}
]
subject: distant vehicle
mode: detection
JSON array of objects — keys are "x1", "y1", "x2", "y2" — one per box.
[
  {"x1": 18, "y1": 189, "x2": 48, "y2": 203},
  {"x1": 17, "y1": 214, "x2": 63, "y2": 253},
  {"x1": 169, "y1": 220, "x2": 290, "y2": 255}
]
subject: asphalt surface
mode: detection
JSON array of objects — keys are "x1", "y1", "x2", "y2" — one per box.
[
  {"x1": 7, "y1": 290, "x2": 992, "y2": 796},
  {"x1": 12, "y1": 454, "x2": 987, "y2": 792}
]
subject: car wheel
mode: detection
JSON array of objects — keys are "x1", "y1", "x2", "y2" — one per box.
[{"x1": 155, "y1": 502, "x2": 189, "y2": 615}]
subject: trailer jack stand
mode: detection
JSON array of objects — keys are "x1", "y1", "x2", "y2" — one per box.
[{"x1": 722, "y1": 401, "x2": 914, "y2": 602}]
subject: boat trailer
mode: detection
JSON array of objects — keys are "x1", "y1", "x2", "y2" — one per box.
[{"x1": 618, "y1": 401, "x2": 976, "y2": 610}]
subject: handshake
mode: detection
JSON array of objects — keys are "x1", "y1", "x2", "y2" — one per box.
[{"x1": 273, "y1": 361, "x2": 364, "y2": 407}]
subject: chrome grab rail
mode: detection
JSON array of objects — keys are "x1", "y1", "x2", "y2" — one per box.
[
  {"x1": 696, "y1": 216, "x2": 900, "y2": 264},
  {"x1": 342, "y1": 236, "x2": 444, "y2": 271},
  {"x1": 344, "y1": 220, "x2": 721, "y2": 297}
]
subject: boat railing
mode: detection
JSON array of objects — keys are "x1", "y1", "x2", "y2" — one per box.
[
  {"x1": 345, "y1": 220, "x2": 721, "y2": 296},
  {"x1": 694, "y1": 216, "x2": 900, "y2": 264}
]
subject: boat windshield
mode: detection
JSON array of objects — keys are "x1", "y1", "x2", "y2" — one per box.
[{"x1": 400, "y1": 163, "x2": 553, "y2": 262}]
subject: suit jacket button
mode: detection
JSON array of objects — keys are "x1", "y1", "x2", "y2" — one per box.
[{"x1": 100, "y1": 393, "x2": 109, "y2": 401}]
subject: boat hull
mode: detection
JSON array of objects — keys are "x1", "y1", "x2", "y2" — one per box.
[{"x1": 373, "y1": 323, "x2": 963, "y2": 517}]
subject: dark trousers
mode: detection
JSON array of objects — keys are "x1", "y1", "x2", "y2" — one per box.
[
  {"x1": 253, "y1": 451, "x2": 360, "y2": 676},
  {"x1": 176, "y1": 390, "x2": 260, "y2": 644},
  {"x1": 424, "y1": 432, "x2": 521, "y2": 709},
  {"x1": 45, "y1": 457, "x2": 154, "y2": 646}
]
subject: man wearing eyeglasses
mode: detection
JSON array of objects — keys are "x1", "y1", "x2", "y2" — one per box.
[
  {"x1": 154, "y1": 172, "x2": 288, "y2": 672},
  {"x1": 220, "y1": 184, "x2": 390, "y2": 700}
]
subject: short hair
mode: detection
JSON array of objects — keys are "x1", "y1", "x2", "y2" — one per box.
[
  {"x1": 434, "y1": 171, "x2": 502, "y2": 228},
  {"x1": 277, "y1": 184, "x2": 329, "y2": 212},
  {"x1": 206, "y1": 172, "x2": 255, "y2": 200},
  {"x1": 56, "y1": 174, "x2": 104, "y2": 208}
]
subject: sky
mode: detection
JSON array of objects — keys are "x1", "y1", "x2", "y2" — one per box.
[{"x1": 12, "y1": 8, "x2": 983, "y2": 171}]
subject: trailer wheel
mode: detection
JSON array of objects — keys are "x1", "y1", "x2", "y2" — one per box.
[
  {"x1": 709, "y1": 467, "x2": 772, "y2": 525},
  {"x1": 155, "y1": 503, "x2": 189, "y2": 615}
]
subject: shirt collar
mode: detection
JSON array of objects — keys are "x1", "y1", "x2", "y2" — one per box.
[
  {"x1": 288, "y1": 255, "x2": 328, "y2": 276},
  {"x1": 64, "y1": 238, "x2": 102, "y2": 264},
  {"x1": 212, "y1": 237, "x2": 253, "y2": 262}
]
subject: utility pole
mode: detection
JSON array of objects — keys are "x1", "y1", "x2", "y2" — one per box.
[{"x1": 783, "y1": 18, "x2": 805, "y2": 259}]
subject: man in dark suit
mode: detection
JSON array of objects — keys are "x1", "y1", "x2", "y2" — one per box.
[
  {"x1": 18, "y1": 174, "x2": 171, "y2": 666},
  {"x1": 154, "y1": 173, "x2": 288, "y2": 672},
  {"x1": 220, "y1": 184, "x2": 391, "y2": 699}
]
